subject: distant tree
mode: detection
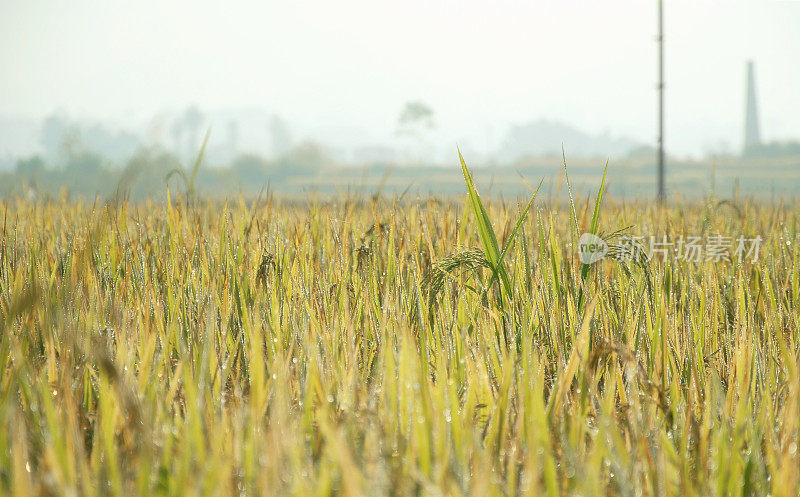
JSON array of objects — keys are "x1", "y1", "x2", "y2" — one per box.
[
  {"x1": 15, "y1": 155, "x2": 46, "y2": 176},
  {"x1": 269, "y1": 116, "x2": 293, "y2": 158},
  {"x1": 182, "y1": 106, "x2": 204, "y2": 158},
  {"x1": 171, "y1": 119, "x2": 184, "y2": 156},
  {"x1": 232, "y1": 153, "x2": 271, "y2": 183},
  {"x1": 40, "y1": 113, "x2": 77, "y2": 160},
  {"x1": 277, "y1": 141, "x2": 328, "y2": 175},
  {"x1": 626, "y1": 145, "x2": 658, "y2": 159},
  {"x1": 40, "y1": 113, "x2": 138, "y2": 165},
  {"x1": 744, "y1": 140, "x2": 800, "y2": 158},
  {"x1": 396, "y1": 101, "x2": 435, "y2": 164},
  {"x1": 119, "y1": 148, "x2": 182, "y2": 199},
  {"x1": 64, "y1": 150, "x2": 106, "y2": 176},
  {"x1": 82, "y1": 124, "x2": 140, "y2": 164},
  {"x1": 396, "y1": 101, "x2": 435, "y2": 134}
]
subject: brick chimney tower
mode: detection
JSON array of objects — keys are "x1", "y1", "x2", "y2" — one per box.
[{"x1": 744, "y1": 60, "x2": 761, "y2": 152}]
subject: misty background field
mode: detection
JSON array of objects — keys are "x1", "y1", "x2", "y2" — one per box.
[{"x1": 1, "y1": 1, "x2": 799, "y2": 200}]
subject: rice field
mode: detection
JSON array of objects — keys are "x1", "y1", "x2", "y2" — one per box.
[{"x1": 1, "y1": 162, "x2": 799, "y2": 496}]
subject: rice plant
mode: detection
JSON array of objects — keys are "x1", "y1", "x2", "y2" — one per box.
[{"x1": 0, "y1": 155, "x2": 798, "y2": 496}]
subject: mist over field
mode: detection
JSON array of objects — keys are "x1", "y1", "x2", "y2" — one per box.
[{"x1": 1, "y1": 0, "x2": 799, "y2": 198}]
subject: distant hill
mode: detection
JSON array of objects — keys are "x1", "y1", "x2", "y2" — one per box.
[{"x1": 497, "y1": 119, "x2": 643, "y2": 162}]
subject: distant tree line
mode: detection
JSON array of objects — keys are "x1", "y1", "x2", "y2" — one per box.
[
  {"x1": 743, "y1": 140, "x2": 800, "y2": 158},
  {"x1": 3, "y1": 142, "x2": 332, "y2": 200}
]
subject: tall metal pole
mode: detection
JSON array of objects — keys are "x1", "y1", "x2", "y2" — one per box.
[{"x1": 657, "y1": 0, "x2": 665, "y2": 204}]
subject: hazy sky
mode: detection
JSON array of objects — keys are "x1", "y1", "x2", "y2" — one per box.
[{"x1": 1, "y1": 0, "x2": 798, "y2": 157}]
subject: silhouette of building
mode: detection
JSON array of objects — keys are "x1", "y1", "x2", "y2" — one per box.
[{"x1": 744, "y1": 60, "x2": 761, "y2": 151}]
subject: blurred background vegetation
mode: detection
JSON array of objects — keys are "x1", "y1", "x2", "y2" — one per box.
[{"x1": 4, "y1": 104, "x2": 800, "y2": 201}]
